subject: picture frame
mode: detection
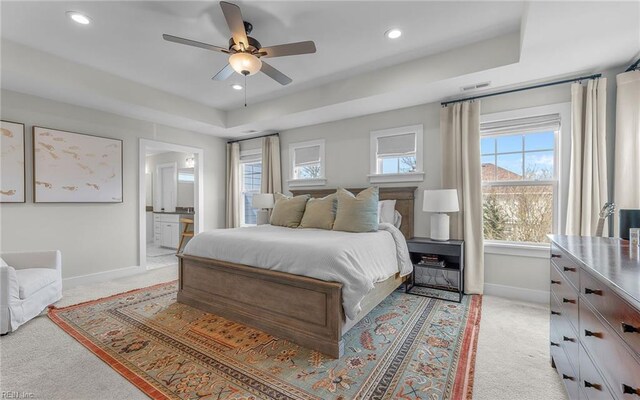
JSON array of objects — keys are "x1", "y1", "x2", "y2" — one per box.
[
  {"x1": 0, "y1": 120, "x2": 26, "y2": 203},
  {"x1": 33, "y1": 126, "x2": 123, "y2": 203}
]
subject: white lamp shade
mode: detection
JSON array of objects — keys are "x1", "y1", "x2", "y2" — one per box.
[
  {"x1": 252, "y1": 193, "x2": 274, "y2": 209},
  {"x1": 423, "y1": 189, "x2": 460, "y2": 213}
]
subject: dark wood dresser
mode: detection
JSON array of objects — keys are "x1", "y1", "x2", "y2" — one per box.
[{"x1": 549, "y1": 235, "x2": 640, "y2": 400}]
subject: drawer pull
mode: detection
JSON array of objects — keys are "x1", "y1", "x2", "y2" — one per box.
[
  {"x1": 551, "y1": 280, "x2": 561, "y2": 285},
  {"x1": 583, "y1": 381, "x2": 602, "y2": 391},
  {"x1": 622, "y1": 322, "x2": 640, "y2": 334},
  {"x1": 550, "y1": 341, "x2": 560, "y2": 347},
  {"x1": 623, "y1": 384, "x2": 640, "y2": 396},
  {"x1": 551, "y1": 310, "x2": 561, "y2": 316},
  {"x1": 562, "y1": 336, "x2": 576, "y2": 343},
  {"x1": 563, "y1": 266, "x2": 576, "y2": 272},
  {"x1": 562, "y1": 298, "x2": 576, "y2": 304},
  {"x1": 584, "y1": 329, "x2": 603, "y2": 338},
  {"x1": 562, "y1": 374, "x2": 574, "y2": 381},
  {"x1": 584, "y1": 288, "x2": 603, "y2": 295}
]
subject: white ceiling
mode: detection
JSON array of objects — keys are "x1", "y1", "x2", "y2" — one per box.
[{"x1": 1, "y1": 1, "x2": 639, "y2": 138}]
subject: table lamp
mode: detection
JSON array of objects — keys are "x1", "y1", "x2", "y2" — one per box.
[
  {"x1": 252, "y1": 193, "x2": 274, "y2": 225},
  {"x1": 423, "y1": 189, "x2": 459, "y2": 241}
]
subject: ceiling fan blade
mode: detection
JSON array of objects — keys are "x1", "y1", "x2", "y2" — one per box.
[
  {"x1": 212, "y1": 64, "x2": 235, "y2": 81},
  {"x1": 260, "y1": 41, "x2": 316, "y2": 58},
  {"x1": 163, "y1": 34, "x2": 229, "y2": 53},
  {"x1": 220, "y1": 1, "x2": 248, "y2": 48},
  {"x1": 260, "y1": 62, "x2": 292, "y2": 85}
]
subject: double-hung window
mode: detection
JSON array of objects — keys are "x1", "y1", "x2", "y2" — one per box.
[
  {"x1": 288, "y1": 140, "x2": 326, "y2": 187},
  {"x1": 480, "y1": 114, "x2": 560, "y2": 244},
  {"x1": 239, "y1": 149, "x2": 262, "y2": 226},
  {"x1": 369, "y1": 124, "x2": 424, "y2": 183}
]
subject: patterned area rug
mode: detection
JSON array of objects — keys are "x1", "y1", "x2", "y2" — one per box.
[{"x1": 49, "y1": 281, "x2": 482, "y2": 400}]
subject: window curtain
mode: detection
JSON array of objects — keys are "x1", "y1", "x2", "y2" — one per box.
[
  {"x1": 226, "y1": 142, "x2": 241, "y2": 228},
  {"x1": 441, "y1": 101, "x2": 484, "y2": 294},
  {"x1": 566, "y1": 78, "x2": 608, "y2": 236},
  {"x1": 614, "y1": 70, "x2": 640, "y2": 236},
  {"x1": 261, "y1": 136, "x2": 282, "y2": 194}
]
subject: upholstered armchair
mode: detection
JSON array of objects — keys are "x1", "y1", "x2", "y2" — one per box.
[{"x1": 0, "y1": 250, "x2": 62, "y2": 334}]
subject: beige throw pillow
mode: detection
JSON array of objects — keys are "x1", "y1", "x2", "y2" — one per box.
[
  {"x1": 270, "y1": 193, "x2": 310, "y2": 228},
  {"x1": 300, "y1": 193, "x2": 337, "y2": 230},
  {"x1": 333, "y1": 187, "x2": 380, "y2": 233}
]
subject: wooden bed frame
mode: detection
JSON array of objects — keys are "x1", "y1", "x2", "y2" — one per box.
[{"x1": 177, "y1": 186, "x2": 416, "y2": 358}]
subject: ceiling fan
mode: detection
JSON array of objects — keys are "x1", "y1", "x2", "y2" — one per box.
[{"x1": 163, "y1": 1, "x2": 316, "y2": 86}]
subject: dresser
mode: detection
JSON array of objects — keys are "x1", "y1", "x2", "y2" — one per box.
[{"x1": 549, "y1": 235, "x2": 640, "y2": 400}]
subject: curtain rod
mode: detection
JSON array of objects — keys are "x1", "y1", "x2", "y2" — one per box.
[
  {"x1": 441, "y1": 73, "x2": 602, "y2": 107},
  {"x1": 627, "y1": 58, "x2": 640, "y2": 72},
  {"x1": 227, "y1": 132, "x2": 279, "y2": 144}
]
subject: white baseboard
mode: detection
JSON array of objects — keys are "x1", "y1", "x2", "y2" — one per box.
[
  {"x1": 484, "y1": 282, "x2": 549, "y2": 304},
  {"x1": 63, "y1": 265, "x2": 146, "y2": 289}
]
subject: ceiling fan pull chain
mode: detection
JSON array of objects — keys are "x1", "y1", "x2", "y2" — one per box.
[{"x1": 244, "y1": 74, "x2": 247, "y2": 107}]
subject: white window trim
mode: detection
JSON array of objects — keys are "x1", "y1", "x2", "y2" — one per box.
[
  {"x1": 288, "y1": 139, "x2": 327, "y2": 187},
  {"x1": 239, "y1": 149, "x2": 262, "y2": 227},
  {"x1": 480, "y1": 103, "x2": 571, "y2": 251},
  {"x1": 369, "y1": 124, "x2": 424, "y2": 183}
]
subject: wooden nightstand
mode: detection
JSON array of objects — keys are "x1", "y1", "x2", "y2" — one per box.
[{"x1": 405, "y1": 237, "x2": 464, "y2": 302}]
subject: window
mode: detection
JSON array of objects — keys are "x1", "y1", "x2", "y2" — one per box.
[
  {"x1": 369, "y1": 124, "x2": 424, "y2": 183},
  {"x1": 240, "y1": 150, "x2": 262, "y2": 226},
  {"x1": 481, "y1": 114, "x2": 560, "y2": 244},
  {"x1": 178, "y1": 169, "x2": 194, "y2": 182},
  {"x1": 288, "y1": 140, "x2": 326, "y2": 187}
]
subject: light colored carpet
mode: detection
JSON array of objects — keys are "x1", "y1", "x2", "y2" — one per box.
[{"x1": 0, "y1": 267, "x2": 566, "y2": 400}]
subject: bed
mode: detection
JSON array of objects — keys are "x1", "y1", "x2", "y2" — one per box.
[{"x1": 176, "y1": 186, "x2": 416, "y2": 358}]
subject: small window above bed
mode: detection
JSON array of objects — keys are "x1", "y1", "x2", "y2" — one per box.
[
  {"x1": 369, "y1": 124, "x2": 424, "y2": 183},
  {"x1": 288, "y1": 139, "x2": 327, "y2": 187}
]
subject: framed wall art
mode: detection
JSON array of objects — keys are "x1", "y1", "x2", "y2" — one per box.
[
  {"x1": 1, "y1": 120, "x2": 26, "y2": 203},
  {"x1": 33, "y1": 126, "x2": 123, "y2": 203}
]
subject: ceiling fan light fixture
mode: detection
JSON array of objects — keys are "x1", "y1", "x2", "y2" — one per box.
[
  {"x1": 229, "y1": 52, "x2": 262, "y2": 76},
  {"x1": 385, "y1": 28, "x2": 402, "y2": 39},
  {"x1": 66, "y1": 11, "x2": 91, "y2": 25}
]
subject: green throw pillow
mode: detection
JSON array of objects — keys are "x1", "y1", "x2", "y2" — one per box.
[
  {"x1": 333, "y1": 187, "x2": 379, "y2": 233},
  {"x1": 270, "y1": 193, "x2": 310, "y2": 228},
  {"x1": 300, "y1": 193, "x2": 337, "y2": 230}
]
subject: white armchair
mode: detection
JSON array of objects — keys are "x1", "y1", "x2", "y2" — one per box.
[{"x1": 1, "y1": 250, "x2": 62, "y2": 334}]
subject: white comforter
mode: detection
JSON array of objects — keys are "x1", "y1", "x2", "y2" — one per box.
[{"x1": 183, "y1": 223, "x2": 412, "y2": 319}]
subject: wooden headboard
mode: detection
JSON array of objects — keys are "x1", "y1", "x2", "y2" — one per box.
[{"x1": 290, "y1": 187, "x2": 417, "y2": 239}]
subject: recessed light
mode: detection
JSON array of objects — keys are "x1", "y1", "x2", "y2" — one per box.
[
  {"x1": 385, "y1": 29, "x2": 402, "y2": 39},
  {"x1": 66, "y1": 11, "x2": 91, "y2": 25},
  {"x1": 231, "y1": 84, "x2": 243, "y2": 90}
]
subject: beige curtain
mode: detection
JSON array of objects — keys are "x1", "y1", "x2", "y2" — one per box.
[
  {"x1": 441, "y1": 101, "x2": 484, "y2": 294},
  {"x1": 614, "y1": 70, "x2": 640, "y2": 236},
  {"x1": 261, "y1": 136, "x2": 282, "y2": 194},
  {"x1": 566, "y1": 78, "x2": 608, "y2": 236},
  {"x1": 226, "y1": 142, "x2": 241, "y2": 228}
]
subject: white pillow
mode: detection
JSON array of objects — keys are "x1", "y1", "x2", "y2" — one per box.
[
  {"x1": 393, "y1": 210, "x2": 402, "y2": 229},
  {"x1": 378, "y1": 200, "x2": 396, "y2": 224},
  {"x1": 0, "y1": 257, "x2": 8, "y2": 267}
]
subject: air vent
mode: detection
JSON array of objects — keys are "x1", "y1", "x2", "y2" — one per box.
[{"x1": 460, "y1": 82, "x2": 491, "y2": 92}]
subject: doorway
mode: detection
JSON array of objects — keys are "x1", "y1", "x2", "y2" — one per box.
[{"x1": 139, "y1": 139, "x2": 204, "y2": 270}]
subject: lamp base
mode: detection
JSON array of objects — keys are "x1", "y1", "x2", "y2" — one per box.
[
  {"x1": 430, "y1": 213, "x2": 450, "y2": 241},
  {"x1": 256, "y1": 209, "x2": 270, "y2": 225}
]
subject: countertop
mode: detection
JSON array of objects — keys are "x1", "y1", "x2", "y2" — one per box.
[
  {"x1": 153, "y1": 211, "x2": 195, "y2": 215},
  {"x1": 549, "y1": 235, "x2": 640, "y2": 308}
]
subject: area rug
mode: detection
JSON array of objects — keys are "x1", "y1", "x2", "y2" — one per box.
[{"x1": 49, "y1": 281, "x2": 482, "y2": 400}]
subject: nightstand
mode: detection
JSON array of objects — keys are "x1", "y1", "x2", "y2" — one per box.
[{"x1": 405, "y1": 237, "x2": 464, "y2": 302}]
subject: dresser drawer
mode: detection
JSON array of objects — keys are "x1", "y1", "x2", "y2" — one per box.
[
  {"x1": 581, "y1": 268, "x2": 640, "y2": 357},
  {"x1": 551, "y1": 263, "x2": 580, "y2": 334},
  {"x1": 580, "y1": 300, "x2": 640, "y2": 400},
  {"x1": 579, "y1": 343, "x2": 615, "y2": 400},
  {"x1": 552, "y1": 340, "x2": 580, "y2": 400},
  {"x1": 551, "y1": 243, "x2": 580, "y2": 289}
]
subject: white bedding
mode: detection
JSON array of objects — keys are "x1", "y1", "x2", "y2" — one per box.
[{"x1": 183, "y1": 223, "x2": 412, "y2": 319}]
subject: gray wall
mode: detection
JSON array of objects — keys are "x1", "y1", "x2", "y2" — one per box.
[{"x1": 0, "y1": 90, "x2": 226, "y2": 279}]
